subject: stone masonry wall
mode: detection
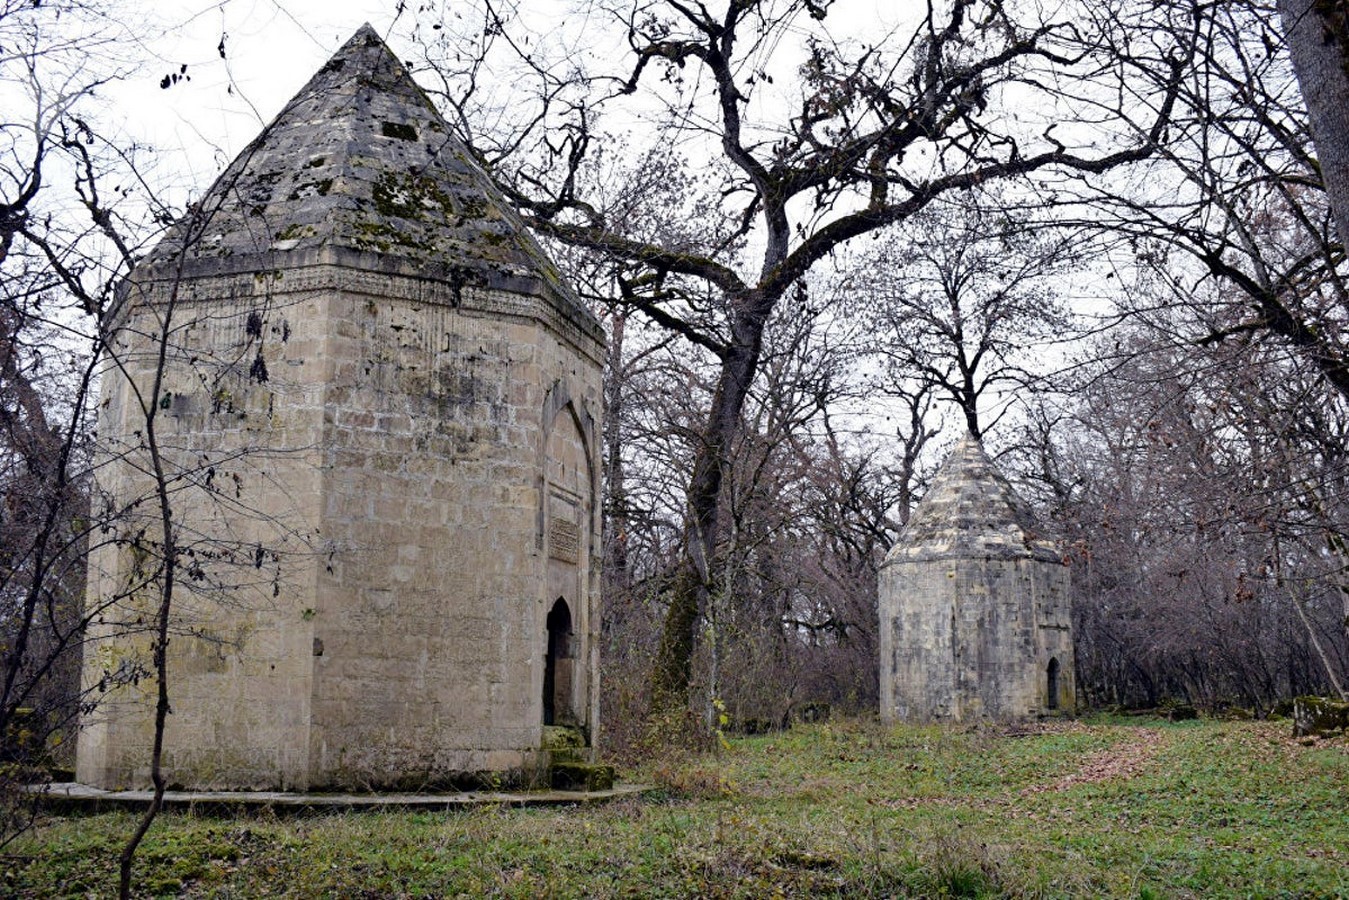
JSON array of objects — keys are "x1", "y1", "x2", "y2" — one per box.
[
  {"x1": 77, "y1": 274, "x2": 326, "y2": 789},
  {"x1": 77, "y1": 261, "x2": 603, "y2": 790},
  {"x1": 881, "y1": 557, "x2": 1074, "y2": 723},
  {"x1": 307, "y1": 278, "x2": 601, "y2": 788}
]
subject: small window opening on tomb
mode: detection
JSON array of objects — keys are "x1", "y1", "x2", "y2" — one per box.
[
  {"x1": 1046, "y1": 657, "x2": 1061, "y2": 710},
  {"x1": 543, "y1": 598, "x2": 574, "y2": 726},
  {"x1": 381, "y1": 121, "x2": 418, "y2": 141}
]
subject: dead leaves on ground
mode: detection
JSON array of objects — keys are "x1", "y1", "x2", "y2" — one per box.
[{"x1": 1019, "y1": 727, "x2": 1167, "y2": 796}]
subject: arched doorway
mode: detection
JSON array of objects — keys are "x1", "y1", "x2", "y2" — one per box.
[
  {"x1": 1046, "y1": 657, "x2": 1060, "y2": 710},
  {"x1": 544, "y1": 598, "x2": 573, "y2": 726}
]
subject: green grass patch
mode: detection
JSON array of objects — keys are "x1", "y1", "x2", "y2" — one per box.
[{"x1": 4, "y1": 719, "x2": 1345, "y2": 898}]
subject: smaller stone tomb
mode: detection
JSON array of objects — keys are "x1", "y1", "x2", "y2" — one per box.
[{"x1": 879, "y1": 434, "x2": 1074, "y2": 722}]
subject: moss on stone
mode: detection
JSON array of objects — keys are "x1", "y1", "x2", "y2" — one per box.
[
  {"x1": 1293, "y1": 695, "x2": 1349, "y2": 737},
  {"x1": 273, "y1": 223, "x2": 316, "y2": 242},
  {"x1": 541, "y1": 725, "x2": 585, "y2": 750},
  {"x1": 550, "y1": 762, "x2": 614, "y2": 792},
  {"x1": 371, "y1": 170, "x2": 452, "y2": 221}
]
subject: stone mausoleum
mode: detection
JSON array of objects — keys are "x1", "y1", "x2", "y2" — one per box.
[
  {"x1": 879, "y1": 434, "x2": 1074, "y2": 722},
  {"x1": 76, "y1": 26, "x2": 604, "y2": 790}
]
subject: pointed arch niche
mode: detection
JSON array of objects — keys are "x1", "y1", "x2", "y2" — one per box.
[
  {"x1": 540, "y1": 389, "x2": 594, "y2": 728},
  {"x1": 544, "y1": 598, "x2": 573, "y2": 726},
  {"x1": 1046, "y1": 657, "x2": 1061, "y2": 711}
]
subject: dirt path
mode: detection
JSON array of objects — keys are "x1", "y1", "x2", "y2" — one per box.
[{"x1": 1020, "y1": 727, "x2": 1168, "y2": 795}]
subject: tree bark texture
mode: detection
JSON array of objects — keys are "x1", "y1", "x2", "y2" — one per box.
[
  {"x1": 1280, "y1": 0, "x2": 1349, "y2": 247},
  {"x1": 1280, "y1": 0, "x2": 1349, "y2": 643},
  {"x1": 650, "y1": 303, "x2": 769, "y2": 709}
]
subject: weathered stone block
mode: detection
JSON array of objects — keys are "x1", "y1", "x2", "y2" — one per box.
[{"x1": 1292, "y1": 696, "x2": 1349, "y2": 737}]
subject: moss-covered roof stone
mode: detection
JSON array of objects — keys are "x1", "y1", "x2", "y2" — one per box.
[
  {"x1": 884, "y1": 433, "x2": 1062, "y2": 564},
  {"x1": 137, "y1": 23, "x2": 592, "y2": 327}
]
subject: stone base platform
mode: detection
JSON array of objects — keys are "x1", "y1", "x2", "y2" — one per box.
[{"x1": 31, "y1": 782, "x2": 651, "y2": 814}]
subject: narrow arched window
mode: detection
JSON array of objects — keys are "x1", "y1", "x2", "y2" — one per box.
[
  {"x1": 1046, "y1": 657, "x2": 1061, "y2": 711},
  {"x1": 543, "y1": 598, "x2": 573, "y2": 726}
]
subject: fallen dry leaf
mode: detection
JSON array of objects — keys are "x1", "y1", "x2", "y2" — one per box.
[{"x1": 1019, "y1": 728, "x2": 1167, "y2": 795}]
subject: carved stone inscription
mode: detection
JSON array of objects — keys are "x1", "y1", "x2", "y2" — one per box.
[
  {"x1": 548, "y1": 516, "x2": 580, "y2": 564},
  {"x1": 548, "y1": 488, "x2": 581, "y2": 563}
]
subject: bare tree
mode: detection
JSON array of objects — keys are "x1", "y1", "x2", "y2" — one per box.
[
  {"x1": 1079, "y1": 0, "x2": 1349, "y2": 401},
  {"x1": 412, "y1": 0, "x2": 1191, "y2": 712},
  {"x1": 0, "y1": 0, "x2": 150, "y2": 842},
  {"x1": 858, "y1": 189, "x2": 1077, "y2": 439},
  {"x1": 590, "y1": 269, "x2": 899, "y2": 742},
  {"x1": 1037, "y1": 0, "x2": 1349, "y2": 669},
  {"x1": 1020, "y1": 317, "x2": 1349, "y2": 709},
  {"x1": 1278, "y1": 0, "x2": 1349, "y2": 248},
  {"x1": 1, "y1": 10, "x2": 320, "y2": 896},
  {"x1": 1276, "y1": 0, "x2": 1349, "y2": 648}
]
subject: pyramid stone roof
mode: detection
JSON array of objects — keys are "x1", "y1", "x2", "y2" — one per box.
[
  {"x1": 884, "y1": 433, "x2": 1061, "y2": 564},
  {"x1": 136, "y1": 24, "x2": 593, "y2": 330}
]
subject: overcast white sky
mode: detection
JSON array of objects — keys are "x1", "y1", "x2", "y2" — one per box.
[
  {"x1": 106, "y1": 1, "x2": 397, "y2": 193},
  {"x1": 101, "y1": 0, "x2": 909, "y2": 205},
  {"x1": 70, "y1": 0, "x2": 1024, "y2": 444}
]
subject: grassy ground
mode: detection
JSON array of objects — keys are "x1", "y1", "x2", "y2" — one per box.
[{"x1": 3, "y1": 716, "x2": 1346, "y2": 898}]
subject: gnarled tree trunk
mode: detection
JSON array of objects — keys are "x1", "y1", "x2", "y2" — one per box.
[{"x1": 1279, "y1": 0, "x2": 1349, "y2": 248}]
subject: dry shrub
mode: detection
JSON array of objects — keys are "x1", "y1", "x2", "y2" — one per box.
[{"x1": 649, "y1": 759, "x2": 738, "y2": 800}]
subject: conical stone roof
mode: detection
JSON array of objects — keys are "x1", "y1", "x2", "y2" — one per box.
[
  {"x1": 137, "y1": 24, "x2": 588, "y2": 323},
  {"x1": 884, "y1": 433, "x2": 1061, "y2": 564}
]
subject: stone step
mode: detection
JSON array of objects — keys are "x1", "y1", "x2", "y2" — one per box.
[
  {"x1": 548, "y1": 747, "x2": 588, "y2": 764},
  {"x1": 549, "y1": 761, "x2": 615, "y2": 792}
]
